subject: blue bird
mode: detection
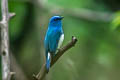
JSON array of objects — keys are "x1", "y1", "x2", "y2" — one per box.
[{"x1": 44, "y1": 16, "x2": 64, "y2": 72}]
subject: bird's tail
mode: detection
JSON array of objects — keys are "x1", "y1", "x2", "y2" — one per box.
[{"x1": 46, "y1": 52, "x2": 51, "y2": 73}]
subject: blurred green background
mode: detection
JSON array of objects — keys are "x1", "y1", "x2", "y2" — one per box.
[{"x1": 0, "y1": 0, "x2": 120, "y2": 80}]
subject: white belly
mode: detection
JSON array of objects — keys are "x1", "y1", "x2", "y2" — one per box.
[{"x1": 58, "y1": 34, "x2": 64, "y2": 49}]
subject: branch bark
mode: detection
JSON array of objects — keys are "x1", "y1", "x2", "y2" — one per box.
[
  {"x1": 0, "y1": 0, "x2": 15, "y2": 80},
  {"x1": 33, "y1": 36, "x2": 77, "y2": 80}
]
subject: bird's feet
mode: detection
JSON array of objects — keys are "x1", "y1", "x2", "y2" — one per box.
[{"x1": 57, "y1": 48, "x2": 61, "y2": 52}]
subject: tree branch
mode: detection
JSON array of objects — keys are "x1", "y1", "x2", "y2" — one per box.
[
  {"x1": 35, "y1": 0, "x2": 113, "y2": 22},
  {"x1": 9, "y1": 0, "x2": 114, "y2": 22},
  {"x1": 33, "y1": 36, "x2": 78, "y2": 80},
  {"x1": 0, "y1": 0, "x2": 15, "y2": 80}
]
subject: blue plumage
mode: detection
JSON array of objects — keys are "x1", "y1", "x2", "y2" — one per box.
[{"x1": 44, "y1": 16, "x2": 64, "y2": 72}]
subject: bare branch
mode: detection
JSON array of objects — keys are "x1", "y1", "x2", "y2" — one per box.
[
  {"x1": 0, "y1": 0, "x2": 15, "y2": 80},
  {"x1": 33, "y1": 0, "x2": 114, "y2": 22},
  {"x1": 9, "y1": 0, "x2": 114, "y2": 22},
  {"x1": 9, "y1": 13, "x2": 16, "y2": 19},
  {"x1": 33, "y1": 36, "x2": 77, "y2": 80}
]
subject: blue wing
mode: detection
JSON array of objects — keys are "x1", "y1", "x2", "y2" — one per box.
[
  {"x1": 44, "y1": 27, "x2": 63, "y2": 57},
  {"x1": 44, "y1": 27, "x2": 63, "y2": 72}
]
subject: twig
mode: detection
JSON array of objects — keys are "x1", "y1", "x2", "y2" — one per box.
[
  {"x1": 0, "y1": 0, "x2": 15, "y2": 80},
  {"x1": 33, "y1": 36, "x2": 77, "y2": 80},
  {"x1": 10, "y1": 53, "x2": 29, "y2": 80}
]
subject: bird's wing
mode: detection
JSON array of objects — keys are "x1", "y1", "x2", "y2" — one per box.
[
  {"x1": 48, "y1": 29, "x2": 62, "y2": 55},
  {"x1": 44, "y1": 31, "x2": 50, "y2": 58}
]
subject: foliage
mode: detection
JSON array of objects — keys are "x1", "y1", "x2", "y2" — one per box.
[
  {"x1": 111, "y1": 11, "x2": 120, "y2": 30},
  {"x1": 0, "y1": 0, "x2": 120, "y2": 80}
]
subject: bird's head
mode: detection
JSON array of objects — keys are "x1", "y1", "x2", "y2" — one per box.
[{"x1": 49, "y1": 16, "x2": 64, "y2": 27}]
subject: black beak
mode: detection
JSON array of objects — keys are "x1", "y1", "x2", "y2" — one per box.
[{"x1": 60, "y1": 16, "x2": 64, "y2": 19}]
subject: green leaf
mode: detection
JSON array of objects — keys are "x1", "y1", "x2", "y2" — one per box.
[{"x1": 111, "y1": 11, "x2": 120, "y2": 30}]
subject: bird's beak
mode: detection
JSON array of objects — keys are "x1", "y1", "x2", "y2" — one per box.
[{"x1": 60, "y1": 16, "x2": 64, "y2": 19}]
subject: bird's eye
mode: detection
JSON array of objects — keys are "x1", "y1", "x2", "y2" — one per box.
[{"x1": 54, "y1": 18, "x2": 58, "y2": 21}]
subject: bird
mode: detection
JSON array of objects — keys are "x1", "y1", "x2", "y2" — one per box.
[{"x1": 44, "y1": 16, "x2": 64, "y2": 72}]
